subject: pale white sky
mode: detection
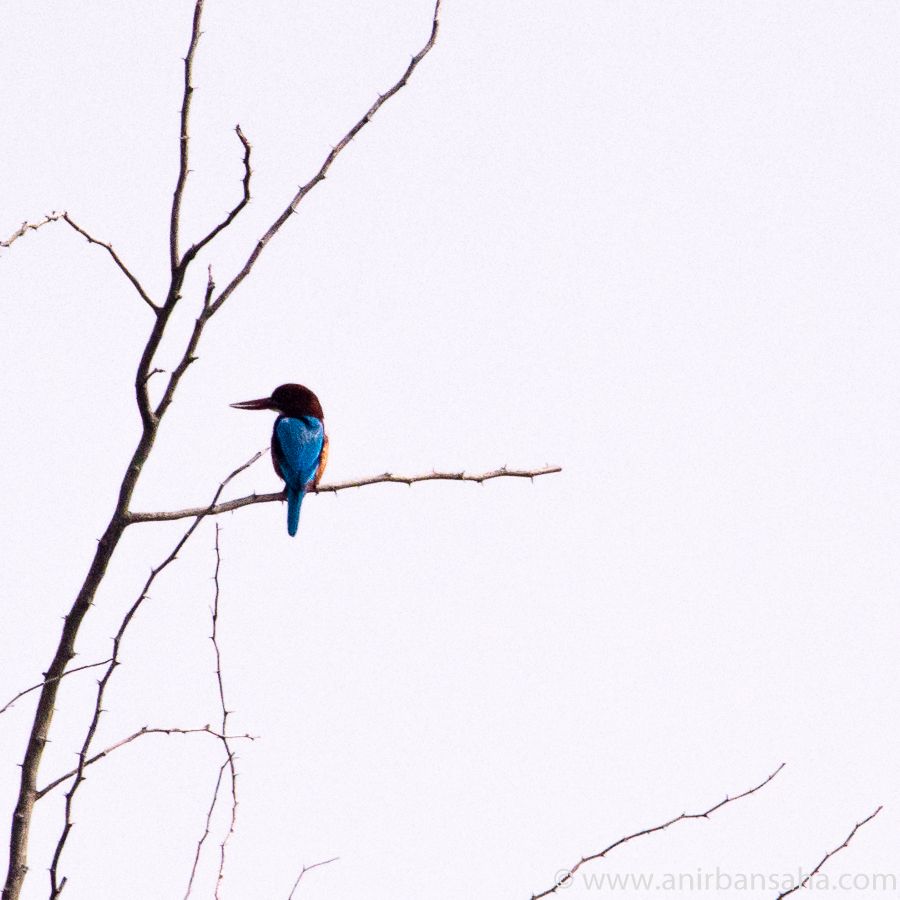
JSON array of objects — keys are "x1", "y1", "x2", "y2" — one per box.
[{"x1": 1, "y1": 2, "x2": 898, "y2": 899}]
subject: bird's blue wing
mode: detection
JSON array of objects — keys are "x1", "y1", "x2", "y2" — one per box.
[{"x1": 274, "y1": 416, "x2": 324, "y2": 492}]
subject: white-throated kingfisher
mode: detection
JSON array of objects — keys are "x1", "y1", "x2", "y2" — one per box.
[{"x1": 231, "y1": 384, "x2": 328, "y2": 536}]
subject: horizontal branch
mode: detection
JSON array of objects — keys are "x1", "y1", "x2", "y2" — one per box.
[
  {"x1": 774, "y1": 806, "x2": 882, "y2": 899},
  {"x1": 36, "y1": 725, "x2": 256, "y2": 799},
  {"x1": 532, "y1": 764, "x2": 785, "y2": 900},
  {"x1": 0, "y1": 211, "x2": 65, "y2": 249},
  {"x1": 129, "y1": 465, "x2": 562, "y2": 523}
]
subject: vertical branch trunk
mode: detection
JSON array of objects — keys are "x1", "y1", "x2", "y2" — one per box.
[
  {"x1": 3, "y1": 517, "x2": 126, "y2": 900},
  {"x1": 4, "y1": 77, "x2": 200, "y2": 892},
  {"x1": 170, "y1": 0, "x2": 205, "y2": 272},
  {"x1": 2, "y1": 303, "x2": 174, "y2": 900}
]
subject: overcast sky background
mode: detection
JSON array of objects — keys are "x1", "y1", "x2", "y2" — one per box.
[{"x1": 1, "y1": 2, "x2": 898, "y2": 898}]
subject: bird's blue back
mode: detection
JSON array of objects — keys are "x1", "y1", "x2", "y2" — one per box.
[{"x1": 273, "y1": 416, "x2": 324, "y2": 535}]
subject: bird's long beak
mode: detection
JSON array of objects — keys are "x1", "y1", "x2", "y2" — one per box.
[{"x1": 230, "y1": 397, "x2": 274, "y2": 410}]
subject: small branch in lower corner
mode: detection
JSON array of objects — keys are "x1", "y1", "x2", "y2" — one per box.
[
  {"x1": 531, "y1": 765, "x2": 786, "y2": 900},
  {"x1": 287, "y1": 857, "x2": 340, "y2": 900},
  {"x1": 774, "y1": 807, "x2": 883, "y2": 900}
]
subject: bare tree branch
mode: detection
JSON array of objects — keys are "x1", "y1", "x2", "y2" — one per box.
[
  {"x1": 46, "y1": 451, "x2": 264, "y2": 899},
  {"x1": 531, "y1": 764, "x2": 786, "y2": 900},
  {"x1": 208, "y1": 0, "x2": 442, "y2": 316},
  {"x1": 60, "y1": 214, "x2": 158, "y2": 311},
  {"x1": 1, "y1": 212, "x2": 157, "y2": 312},
  {"x1": 774, "y1": 807, "x2": 883, "y2": 899},
  {"x1": 0, "y1": 5, "x2": 485, "y2": 898},
  {"x1": 2, "y1": 0, "x2": 445, "y2": 887},
  {"x1": 0, "y1": 212, "x2": 65, "y2": 249},
  {"x1": 184, "y1": 759, "x2": 229, "y2": 900},
  {"x1": 170, "y1": 0, "x2": 206, "y2": 272},
  {"x1": 158, "y1": 2, "x2": 447, "y2": 424},
  {"x1": 6, "y1": 517, "x2": 131, "y2": 899},
  {"x1": 153, "y1": 284, "x2": 213, "y2": 423},
  {"x1": 0, "y1": 660, "x2": 113, "y2": 719},
  {"x1": 36, "y1": 726, "x2": 255, "y2": 800},
  {"x1": 287, "y1": 858, "x2": 339, "y2": 900},
  {"x1": 129, "y1": 465, "x2": 563, "y2": 524},
  {"x1": 4, "y1": 505, "x2": 140, "y2": 900},
  {"x1": 183, "y1": 525, "x2": 243, "y2": 900},
  {"x1": 183, "y1": 126, "x2": 253, "y2": 265},
  {"x1": 211, "y1": 525, "x2": 238, "y2": 900}
]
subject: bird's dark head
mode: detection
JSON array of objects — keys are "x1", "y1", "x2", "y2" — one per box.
[{"x1": 230, "y1": 383, "x2": 324, "y2": 420}]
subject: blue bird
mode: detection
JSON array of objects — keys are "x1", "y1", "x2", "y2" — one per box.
[{"x1": 231, "y1": 384, "x2": 329, "y2": 536}]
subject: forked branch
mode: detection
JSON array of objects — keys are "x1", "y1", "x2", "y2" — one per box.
[
  {"x1": 36, "y1": 726, "x2": 255, "y2": 800},
  {"x1": 4, "y1": 1, "x2": 447, "y2": 892},
  {"x1": 0, "y1": 660, "x2": 112, "y2": 719},
  {"x1": 212, "y1": 526, "x2": 238, "y2": 899},
  {"x1": 46, "y1": 451, "x2": 264, "y2": 899},
  {"x1": 183, "y1": 126, "x2": 253, "y2": 265},
  {"x1": 287, "y1": 858, "x2": 339, "y2": 900},
  {"x1": 182, "y1": 527, "x2": 242, "y2": 900}
]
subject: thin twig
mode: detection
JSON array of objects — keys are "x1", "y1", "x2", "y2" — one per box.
[
  {"x1": 46, "y1": 451, "x2": 265, "y2": 899},
  {"x1": 287, "y1": 858, "x2": 339, "y2": 900},
  {"x1": 0, "y1": 212, "x2": 65, "y2": 249},
  {"x1": 36, "y1": 726, "x2": 255, "y2": 799},
  {"x1": 0, "y1": 211, "x2": 156, "y2": 311},
  {"x1": 184, "y1": 761, "x2": 228, "y2": 900},
  {"x1": 61, "y1": 214, "x2": 158, "y2": 311},
  {"x1": 0, "y1": 660, "x2": 113, "y2": 718},
  {"x1": 212, "y1": 525, "x2": 238, "y2": 899},
  {"x1": 209, "y1": 0, "x2": 442, "y2": 316},
  {"x1": 531, "y1": 765, "x2": 786, "y2": 900},
  {"x1": 183, "y1": 126, "x2": 252, "y2": 265},
  {"x1": 774, "y1": 807, "x2": 883, "y2": 899},
  {"x1": 153, "y1": 298, "x2": 208, "y2": 422},
  {"x1": 183, "y1": 525, "x2": 241, "y2": 900},
  {"x1": 130, "y1": 465, "x2": 563, "y2": 523},
  {"x1": 152, "y1": 256, "x2": 218, "y2": 428},
  {"x1": 170, "y1": 0, "x2": 206, "y2": 272}
]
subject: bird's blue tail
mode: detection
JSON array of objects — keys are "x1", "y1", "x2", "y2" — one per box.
[{"x1": 286, "y1": 486, "x2": 304, "y2": 537}]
